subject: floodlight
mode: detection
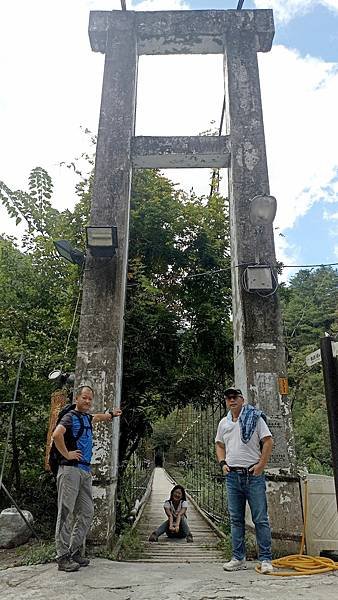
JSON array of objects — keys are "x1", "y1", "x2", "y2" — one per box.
[
  {"x1": 249, "y1": 195, "x2": 277, "y2": 226},
  {"x1": 54, "y1": 240, "x2": 85, "y2": 266},
  {"x1": 86, "y1": 226, "x2": 118, "y2": 258}
]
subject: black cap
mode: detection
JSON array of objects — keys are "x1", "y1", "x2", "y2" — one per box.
[{"x1": 224, "y1": 387, "x2": 243, "y2": 397}]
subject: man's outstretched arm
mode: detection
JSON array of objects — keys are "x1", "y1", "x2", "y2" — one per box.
[{"x1": 92, "y1": 407, "x2": 122, "y2": 424}]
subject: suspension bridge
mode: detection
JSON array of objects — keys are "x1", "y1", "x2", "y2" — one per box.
[{"x1": 134, "y1": 467, "x2": 224, "y2": 563}]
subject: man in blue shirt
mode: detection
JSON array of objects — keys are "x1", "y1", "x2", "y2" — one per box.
[{"x1": 52, "y1": 385, "x2": 122, "y2": 572}]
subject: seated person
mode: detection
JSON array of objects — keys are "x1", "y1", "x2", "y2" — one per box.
[{"x1": 149, "y1": 484, "x2": 193, "y2": 543}]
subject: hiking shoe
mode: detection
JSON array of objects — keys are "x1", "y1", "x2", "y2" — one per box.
[
  {"x1": 223, "y1": 558, "x2": 246, "y2": 571},
  {"x1": 148, "y1": 532, "x2": 158, "y2": 542},
  {"x1": 71, "y1": 551, "x2": 90, "y2": 567},
  {"x1": 260, "y1": 560, "x2": 273, "y2": 574},
  {"x1": 186, "y1": 534, "x2": 194, "y2": 543},
  {"x1": 57, "y1": 556, "x2": 80, "y2": 572}
]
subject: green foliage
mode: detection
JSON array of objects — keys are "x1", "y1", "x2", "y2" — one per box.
[
  {"x1": 215, "y1": 532, "x2": 257, "y2": 560},
  {"x1": 0, "y1": 162, "x2": 233, "y2": 532},
  {"x1": 90, "y1": 544, "x2": 117, "y2": 561},
  {"x1": 150, "y1": 412, "x2": 178, "y2": 454},
  {"x1": 115, "y1": 527, "x2": 144, "y2": 561},
  {"x1": 280, "y1": 266, "x2": 338, "y2": 473},
  {"x1": 0, "y1": 168, "x2": 88, "y2": 517},
  {"x1": 120, "y1": 170, "x2": 233, "y2": 468},
  {"x1": 0, "y1": 542, "x2": 56, "y2": 569},
  {"x1": 215, "y1": 536, "x2": 232, "y2": 559}
]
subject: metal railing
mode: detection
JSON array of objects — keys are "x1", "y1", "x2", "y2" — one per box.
[
  {"x1": 117, "y1": 452, "x2": 154, "y2": 528},
  {"x1": 166, "y1": 403, "x2": 230, "y2": 529}
]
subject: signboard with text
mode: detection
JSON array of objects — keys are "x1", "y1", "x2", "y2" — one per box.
[{"x1": 305, "y1": 349, "x2": 321, "y2": 367}]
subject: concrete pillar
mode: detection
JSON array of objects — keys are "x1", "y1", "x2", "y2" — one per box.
[
  {"x1": 224, "y1": 30, "x2": 295, "y2": 468},
  {"x1": 75, "y1": 13, "x2": 138, "y2": 545}
]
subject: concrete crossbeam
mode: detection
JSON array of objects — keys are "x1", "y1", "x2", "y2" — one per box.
[
  {"x1": 132, "y1": 135, "x2": 231, "y2": 169},
  {"x1": 89, "y1": 10, "x2": 274, "y2": 55}
]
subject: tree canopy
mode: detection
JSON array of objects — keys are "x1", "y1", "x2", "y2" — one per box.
[
  {"x1": 1, "y1": 160, "x2": 337, "y2": 532},
  {"x1": 280, "y1": 266, "x2": 338, "y2": 473},
  {"x1": 0, "y1": 165, "x2": 233, "y2": 528}
]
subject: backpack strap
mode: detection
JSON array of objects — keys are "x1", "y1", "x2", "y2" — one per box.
[{"x1": 70, "y1": 410, "x2": 93, "y2": 442}]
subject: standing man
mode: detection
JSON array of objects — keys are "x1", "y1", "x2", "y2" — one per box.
[
  {"x1": 52, "y1": 385, "x2": 122, "y2": 572},
  {"x1": 215, "y1": 387, "x2": 274, "y2": 574}
]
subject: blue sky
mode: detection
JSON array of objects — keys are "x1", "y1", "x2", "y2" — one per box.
[{"x1": 0, "y1": 0, "x2": 338, "y2": 276}]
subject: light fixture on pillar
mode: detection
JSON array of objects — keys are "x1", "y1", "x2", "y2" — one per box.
[
  {"x1": 54, "y1": 240, "x2": 85, "y2": 266},
  {"x1": 86, "y1": 226, "x2": 118, "y2": 258},
  {"x1": 244, "y1": 194, "x2": 278, "y2": 294},
  {"x1": 48, "y1": 369, "x2": 75, "y2": 387},
  {"x1": 249, "y1": 194, "x2": 277, "y2": 227}
]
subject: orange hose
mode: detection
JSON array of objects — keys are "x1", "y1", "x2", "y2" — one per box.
[{"x1": 257, "y1": 480, "x2": 338, "y2": 576}]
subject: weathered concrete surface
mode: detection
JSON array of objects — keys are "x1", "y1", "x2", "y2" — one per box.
[
  {"x1": 1, "y1": 560, "x2": 337, "y2": 600},
  {"x1": 224, "y1": 26, "x2": 300, "y2": 552},
  {"x1": 224, "y1": 28, "x2": 295, "y2": 468},
  {"x1": 89, "y1": 10, "x2": 274, "y2": 55},
  {"x1": 74, "y1": 16, "x2": 138, "y2": 544},
  {"x1": 132, "y1": 136, "x2": 231, "y2": 169}
]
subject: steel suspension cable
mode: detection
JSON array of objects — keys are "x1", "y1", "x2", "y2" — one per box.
[{"x1": 209, "y1": 1, "x2": 246, "y2": 199}]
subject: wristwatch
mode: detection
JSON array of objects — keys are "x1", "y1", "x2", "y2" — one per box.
[
  {"x1": 219, "y1": 460, "x2": 227, "y2": 469},
  {"x1": 105, "y1": 409, "x2": 116, "y2": 418}
]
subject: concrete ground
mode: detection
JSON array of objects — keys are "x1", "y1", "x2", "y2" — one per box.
[{"x1": 1, "y1": 559, "x2": 338, "y2": 600}]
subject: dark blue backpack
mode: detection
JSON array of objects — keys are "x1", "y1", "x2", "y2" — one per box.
[{"x1": 48, "y1": 404, "x2": 92, "y2": 476}]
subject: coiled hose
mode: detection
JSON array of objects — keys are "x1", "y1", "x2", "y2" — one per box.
[{"x1": 256, "y1": 480, "x2": 338, "y2": 576}]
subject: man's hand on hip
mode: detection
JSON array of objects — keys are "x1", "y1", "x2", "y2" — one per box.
[
  {"x1": 249, "y1": 463, "x2": 264, "y2": 476},
  {"x1": 67, "y1": 450, "x2": 82, "y2": 461}
]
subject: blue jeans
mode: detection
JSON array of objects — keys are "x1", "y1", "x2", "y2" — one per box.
[
  {"x1": 225, "y1": 472, "x2": 272, "y2": 561},
  {"x1": 155, "y1": 515, "x2": 191, "y2": 538}
]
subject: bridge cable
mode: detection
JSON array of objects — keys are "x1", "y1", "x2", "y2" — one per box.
[{"x1": 209, "y1": 1, "x2": 246, "y2": 200}]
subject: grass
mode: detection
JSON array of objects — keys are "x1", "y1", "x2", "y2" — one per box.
[
  {"x1": 90, "y1": 546, "x2": 117, "y2": 561},
  {"x1": 0, "y1": 527, "x2": 144, "y2": 570},
  {"x1": 115, "y1": 528, "x2": 144, "y2": 561},
  {"x1": 215, "y1": 531, "x2": 258, "y2": 560},
  {"x1": 0, "y1": 541, "x2": 56, "y2": 569},
  {"x1": 216, "y1": 536, "x2": 233, "y2": 559},
  {"x1": 90, "y1": 527, "x2": 144, "y2": 562}
]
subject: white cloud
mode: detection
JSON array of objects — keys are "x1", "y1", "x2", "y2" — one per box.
[
  {"x1": 136, "y1": 52, "x2": 224, "y2": 197},
  {"x1": 259, "y1": 46, "x2": 338, "y2": 237},
  {"x1": 1, "y1": 0, "x2": 338, "y2": 269},
  {"x1": 135, "y1": 0, "x2": 188, "y2": 9},
  {"x1": 323, "y1": 209, "x2": 338, "y2": 220},
  {"x1": 254, "y1": 1, "x2": 338, "y2": 23}
]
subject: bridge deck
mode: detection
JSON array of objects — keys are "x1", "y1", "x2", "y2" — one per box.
[{"x1": 134, "y1": 467, "x2": 224, "y2": 563}]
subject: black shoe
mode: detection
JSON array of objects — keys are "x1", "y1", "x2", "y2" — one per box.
[
  {"x1": 57, "y1": 556, "x2": 80, "y2": 572},
  {"x1": 186, "y1": 534, "x2": 193, "y2": 543},
  {"x1": 71, "y1": 551, "x2": 90, "y2": 567},
  {"x1": 149, "y1": 532, "x2": 158, "y2": 542}
]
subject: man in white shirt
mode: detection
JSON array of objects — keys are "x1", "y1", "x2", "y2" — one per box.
[{"x1": 215, "y1": 387, "x2": 274, "y2": 574}]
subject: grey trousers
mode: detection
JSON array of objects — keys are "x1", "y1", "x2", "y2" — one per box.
[{"x1": 55, "y1": 465, "x2": 94, "y2": 559}]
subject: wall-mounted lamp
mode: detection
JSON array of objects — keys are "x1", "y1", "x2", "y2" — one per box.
[
  {"x1": 54, "y1": 240, "x2": 85, "y2": 266},
  {"x1": 243, "y1": 194, "x2": 278, "y2": 295},
  {"x1": 249, "y1": 194, "x2": 277, "y2": 227},
  {"x1": 48, "y1": 369, "x2": 75, "y2": 387},
  {"x1": 86, "y1": 226, "x2": 118, "y2": 258}
]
